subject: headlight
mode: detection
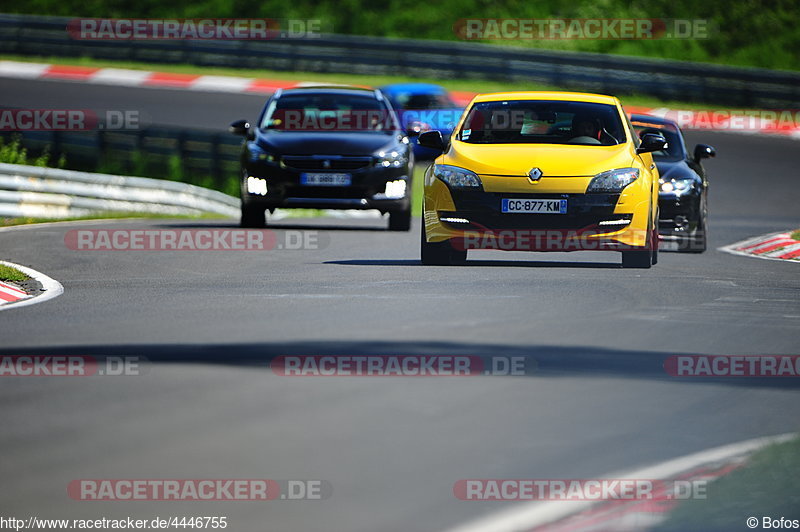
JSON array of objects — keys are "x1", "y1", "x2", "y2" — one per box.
[
  {"x1": 660, "y1": 178, "x2": 695, "y2": 195},
  {"x1": 247, "y1": 143, "x2": 275, "y2": 164},
  {"x1": 587, "y1": 168, "x2": 639, "y2": 193},
  {"x1": 382, "y1": 179, "x2": 407, "y2": 199},
  {"x1": 434, "y1": 164, "x2": 482, "y2": 188},
  {"x1": 375, "y1": 147, "x2": 408, "y2": 168},
  {"x1": 246, "y1": 176, "x2": 268, "y2": 196}
]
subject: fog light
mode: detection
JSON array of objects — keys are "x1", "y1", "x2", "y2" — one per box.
[
  {"x1": 440, "y1": 217, "x2": 470, "y2": 224},
  {"x1": 383, "y1": 180, "x2": 407, "y2": 199},
  {"x1": 247, "y1": 176, "x2": 268, "y2": 196},
  {"x1": 598, "y1": 215, "x2": 632, "y2": 227}
]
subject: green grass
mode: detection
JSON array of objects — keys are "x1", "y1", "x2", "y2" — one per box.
[
  {"x1": 791, "y1": 230, "x2": 800, "y2": 241},
  {"x1": 0, "y1": 264, "x2": 29, "y2": 282},
  {"x1": 0, "y1": 54, "x2": 744, "y2": 112},
  {"x1": 0, "y1": 212, "x2": 223, "y2": 227},
  {"x1": 652, "y1": 436, "x2": 800, "y2": 531}
]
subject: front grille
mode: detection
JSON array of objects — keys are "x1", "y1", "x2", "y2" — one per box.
[
  {"x1": 284, "y1": 186, "x2": 368, "y2": 199},
  {"x1": 282, "y1": 156, "x2": 372, "y2": 171},
  {"x1": 439, "y1": 211, "x2": 612, "y2": 231},
  {"x1": 442, "y1": 191, "x2": 621, "y2": 232}
]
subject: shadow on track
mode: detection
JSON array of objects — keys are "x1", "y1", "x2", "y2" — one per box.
[
  {"x1": 327, "y1": 259, "x2": 621, "y2": 268},
  {"x1": 152, "y1": 222, "x2": 391, "y2": 232},
  {"x1": 1, "y1": 341, "x2": 796, "y2": 390}
]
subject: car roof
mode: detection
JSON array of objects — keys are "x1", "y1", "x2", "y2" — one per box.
[
  {"x1": 471, "y1": 91, "x2": 619, "y2": 105},
  {"x1": 379, "y1": 83, "x2": 448, "y2": 94},
  {"x1": 630, "y1": 113, "x2": 680, "y2": 128},
  {"x1": 279, "y1": 86, "x2": 380, "y2": 98}
]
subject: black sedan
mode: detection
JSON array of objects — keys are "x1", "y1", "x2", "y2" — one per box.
[
  {"x1": 230, "y1": 86, "x2": 415, "y2": 230},
  {"x1": 631, "y1": 114, "x2": 716, "y2": 252}
]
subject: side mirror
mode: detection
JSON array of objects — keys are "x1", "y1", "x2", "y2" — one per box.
[
  {"x1": 229, "y1": 119, "x2": 250, "y2": 136},
  {"x1": 693, "y1": 144, "x2": 716, "y2": 162},
  {"x1": 636, "y1": 133, "x2": 668, "y2": 154},
  {"x1": 418, "y1": 130, "x2": 445, "y2": 152}
]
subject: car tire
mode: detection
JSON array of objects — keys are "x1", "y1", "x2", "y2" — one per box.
[
  {"x1": 240, "y1": 202, "x2": 266, "y2": 228},
  {"x1": 621, "y1": 219, "x2": 654, "y2": 269},
  {"x1": 651, "y1": 226, "x2": 659, "y2": 265},
  {"x1": 687, "y1": 211, "x2": 707, "y2": 254},
  {"x1": 650, "y1": 209, "x2": 659, "y2": 265},
  {"x1": 420, "y1": 221, "x2": 466, "y2": 265},
  {"x1": 622, "y1": 249, "x2": 653, "y2": 268},
  {"x1": 388, "y1": 206, "x2": 412, "y2": 232},
  {"x1": 678, "y1": 199, "x2": 707, "y2": 254}
]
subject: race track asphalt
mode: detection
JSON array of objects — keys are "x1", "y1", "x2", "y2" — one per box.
[{"x1": 0, "y1": 77, "x2": 798, "y2": 532}]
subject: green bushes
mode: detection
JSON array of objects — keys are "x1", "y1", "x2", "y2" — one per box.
[
  {"x1": 0, "y1": 136, "x2": 65, "y2": 167},
  {"x1": 8, "y1": 0, "x2": 799, "y2": 70}
]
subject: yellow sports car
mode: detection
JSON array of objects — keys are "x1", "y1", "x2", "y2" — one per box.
[{"x1": 418, "y1": 91, "x2": 667, "y2": 268}]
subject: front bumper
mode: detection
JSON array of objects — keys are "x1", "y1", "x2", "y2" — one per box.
[
  {"x1": 242, "y1": 159, "x2": 411, "y2": 213},
  {"x1": 658, "y1": 192, "x2": 702, "y2": 235},
  {"x1": 424, "y1": 181, "x2": 652, "y2": 251}
]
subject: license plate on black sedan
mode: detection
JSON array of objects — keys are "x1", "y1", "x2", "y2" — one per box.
[
  {"x1": 501, "y1": 198, "x2": 567, "y2": 214},
  {"x1": 300, "y1": 173, "x2": 352, "y2": 186}
]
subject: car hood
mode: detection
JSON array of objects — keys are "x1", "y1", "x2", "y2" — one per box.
[
  {"x1": 255, "y1": 131, "x2": 399, "y2": 155},
  {"x1": 444, "y1": 141, "x2": 635, "y2": 177},
  {"x1": 655, "y1": 159, "x2": 697, "y2": 181}
]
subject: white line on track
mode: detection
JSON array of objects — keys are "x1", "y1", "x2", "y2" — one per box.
[
  {"x1": 719, "y1": 232, "x2": 800, "y2": 263},
  {"x1": 0, "y1": 60, "x2": 49, "y2": 78},
  {"x1": 0, "y1": 260, "x2": 63, "y2": 311},
  {"x1": 443, "y1": 432, "x2": 796, "y2": 532},
  {"x1": 89, "y1": 68, "x2": 151, "y2": 86}
]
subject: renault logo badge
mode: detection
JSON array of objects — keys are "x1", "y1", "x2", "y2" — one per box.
[
  {"x1": 322, "y1": 160, "x2": 332, "y2": 169},
  {"x1": 528, "y1": 167, "x2": 542, "y2": 182}
]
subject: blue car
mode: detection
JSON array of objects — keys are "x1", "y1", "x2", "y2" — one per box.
[{"x1": 378, "y1": 83, "x2": 464, "y2": 160}]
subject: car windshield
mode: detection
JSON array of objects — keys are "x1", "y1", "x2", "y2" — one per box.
[
  {"x1": 458, "y1": 100, "x2": 626, "y2": 145},
  {"x1": 631, "y1": 119, "x2": 687, "y2": 161},
  {"x1": 260, "y1": 93, "x2": 398, "y2": 133},
  {"x1": 391, "y1": 91, "x2": 457, "y2": 110}
]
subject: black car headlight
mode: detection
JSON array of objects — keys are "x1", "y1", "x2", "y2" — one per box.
[
  {"x1": 587, "y1": 168, "x2": 639, "y2": 193},
  {"x1": 245, "y1": 176, "x2": 268, "y2": 196},
  {"x1": 434, "y1": 164, "x2": 482, "y2": 188},
  {"x1": 247, "y1": 143, "x2": 276, "y2": 164},
  {"x1": 375, "y1": 147, "x2": 408, "y2": 168},
  {"x1": 660, "y1": 178, "x2": 695, "y2": 195}
]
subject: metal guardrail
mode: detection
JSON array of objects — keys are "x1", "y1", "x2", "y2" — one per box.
[
  {"x1": 1, "y1": 13, "x2": 799, "y2": 107},
  {"x1": 0, "y1": 125, "x2": 243, "y2": 188},
  {"x1": 0, "y1": 163, "x2": 239, "y2": 218}
]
